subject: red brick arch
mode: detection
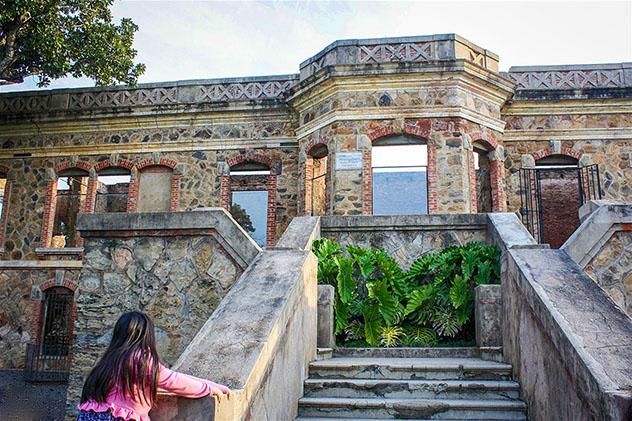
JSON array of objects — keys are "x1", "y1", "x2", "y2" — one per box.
[
  {"x1": 94, "y1": 158, "x2": 134, "y2": 172},
  {"x1": 531, "y1": 147, "x2": 581, "y2": 161},
  {"x1": 134, "y1": 157, "x2": 177, "y2": 171},
  {"x1": 29, "y1": 278, "x2": 79, "y2": 348},
  {"x1": 226, "y1": 152, "x2": 274, "y2": 169},
  {"x1": 54, "y1": 160, "x2": 93, "y2": 174}
]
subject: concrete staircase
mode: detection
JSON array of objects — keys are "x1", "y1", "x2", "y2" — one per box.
[{"x1": 295, "y1": 347, "x2": 527, "y2": 420}]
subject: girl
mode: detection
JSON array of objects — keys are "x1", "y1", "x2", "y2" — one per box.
[{"x1": 78, "y1": 311, "x2": 231, "y2": 421}]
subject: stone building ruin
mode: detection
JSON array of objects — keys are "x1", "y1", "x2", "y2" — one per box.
[{"x1": 0, "y1": 34, "x2": 630, "y2": 420}]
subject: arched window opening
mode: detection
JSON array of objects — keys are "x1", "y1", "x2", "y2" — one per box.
[
  {"x1": 52, "y1": 169, "x2": 89, "y2": 248},
  {"x1": 473, "y1": 143, "x2": 493, "y2": 213},
  {"x1": 229, "y1": 162, "x2": 271, "y2": 247},
  {"x1": 96, "y1": 167, "x2": 131, "y2": 213},
  {"x1": 372, "y1": 136, "x2": 428, "y2": 215},
  {"x1": 25, "y1": 286, "x2": 74, "y2": 382},
  {"x1": 307, "y1": 144, "x2": 329, "y2": 216},
  {"x1": 39, "y1": 287, "x2": 73, "y2": 357},
  {"x1": 535, "y1": 154, "x2": 580, "y2": 249},
  {"x1": 137, "y1": 166, "x2": 173, "y2": 212}
]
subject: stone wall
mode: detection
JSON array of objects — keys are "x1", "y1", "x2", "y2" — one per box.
[
  {"x1": 321, "y1": 214, "x2": 487, "y2": 268},
  {"x1": 65, "y1": 210, "x2": 260, "y2": 417}
]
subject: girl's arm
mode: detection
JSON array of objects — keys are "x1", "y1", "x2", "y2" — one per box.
[{"x1": 157, "y1": 364, "x2": 231, "y2": 398}]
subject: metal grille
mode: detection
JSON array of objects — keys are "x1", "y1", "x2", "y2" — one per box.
[
  {"x1": 519, "y1": 164, "x2": 602, "y2": 244},
  {"x1": 24, "y1": 288, "x2": 73, "y2": 382}
]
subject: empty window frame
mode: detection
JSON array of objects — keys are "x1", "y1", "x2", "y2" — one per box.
[
  {"x1": 307, "y1": 144, "x2": 329, "y2": 216},
  {"x1": 372, "y1": 137, "x2": 428, "y2": 215},
  {"x1": 52, "y1": 169, "x2": 89, "y2": 248},
  {"x1": 230, "y1": 163, "x2": 271, "y2": 247},
  {"x1": 95, "y1": 168, "x2": 131, "y2": 213}
]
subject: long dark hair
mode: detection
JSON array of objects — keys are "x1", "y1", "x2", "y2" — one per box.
[{"x1": 81, "y1": 311, "x2": 160, "y2": 405}]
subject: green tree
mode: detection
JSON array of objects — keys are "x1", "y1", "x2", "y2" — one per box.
[
  {"x1": 0, "y1": 0, "x2": 145, "y2": 86},
  {"x1": 231, "y1": 203, "x2": 256, "y2": 234}
]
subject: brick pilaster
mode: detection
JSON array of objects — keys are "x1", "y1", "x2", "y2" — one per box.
[
  {"x1": 0, "y1": 180, "x2": 11, "y2": 249},
  {"x1": 266, "y1": 175, "x2": 277, "y2": 247},
  {"x1": 170, "y1": 174, "x2": 180, "y2": 211},
  {"x1": 220, "y1": 175, "x2": 231, "y2": 211},
  {"x1": 126, "y1": 179, "x2": 139, "y2": 212},
  {"x1": 490, "y1": 158, "x2": 507, "y2": 212},
  {"x1": 362, "y1": 151, "x2": 372, "y2": 215},
  {"x1": 39, "y1": 180, "x2": 58, "y2": 248},
  {"x1": 304, "y1": 157, "x2": 314, "y2": 216},
  {"x1": 427, "y1": 141, "x2": 438, "y2": 214},
  {"x1": 83, "y1": 178, "x2": 97, "y2": 214},
  {"x1": 468, "y1": 150, "x2": 478, "y2": 214}
]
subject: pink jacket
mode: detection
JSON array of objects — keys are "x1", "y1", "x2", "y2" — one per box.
[{"x1": 78, "y1": 364, "x2": 229, "y2": 421}]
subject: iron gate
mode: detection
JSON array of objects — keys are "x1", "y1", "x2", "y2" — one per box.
[{"x1": 519, "y1": 164, "x2": 602, "y2": 244}]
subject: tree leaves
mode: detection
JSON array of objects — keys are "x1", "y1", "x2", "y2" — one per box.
[{"x1": 0, "y1": 0, "x2": 145, "y2": 86}]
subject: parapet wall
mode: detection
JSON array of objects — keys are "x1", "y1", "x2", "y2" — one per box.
[
  {"x1": 66, "y1": 209, "x2": 260, "y2": 417},
  {"x1": 489, "y1": 212, "x2": 632, "y2": 420}
]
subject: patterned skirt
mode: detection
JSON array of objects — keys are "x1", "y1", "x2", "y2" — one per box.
[{"x1": 77, "y1": 411, "x2": 125, "y2": 421}]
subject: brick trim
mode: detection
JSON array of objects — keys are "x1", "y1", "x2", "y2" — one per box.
[
  {"x1": 54, "y1": 160, "x2": 92, "y2": 174},
  {"x1": 490, "y1": 159, "x2": 506, "y2": 212},
  {"x1": 266, "y1": 175, "x2": 277, "y2": 247},
  {"x1": 362, "y1": 151, "x2": 373, "y2": 215},
  {"x1": 220, "y1": 175, "x2": 231, "y2": 211},
  {"x1": 531, "y1": 147, "x2": 581, "y2": 161},
  {"x1": 226, "y1": 152, "x2": 274, "y2": 170},
  {"x1": 39, "y1": 180, "x2": 58, "y2": 249},
  {"x1": 170, "y1": 173, "x2": 180, "y2": 211},
  {"x1": 94, "y1": 158, "x2": 134, "y2": 172},
  {"x1": 304, "y1": 157, "x2": 314, "y2": 216},
  {"x1": 0, "y1": 178, "x2": 11, "y2": 250},
  {"x1": 427, "y1": 140, "x2": 438, "y2": 213},
  {"x1": 126, "y1": 178, "x2": 139, "y2": 212},
  {"x1": 468, "y1": 150, "x2": 478, "y2": 214}
]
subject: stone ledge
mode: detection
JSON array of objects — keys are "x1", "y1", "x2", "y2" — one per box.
[
  {"x1": 0, "y1": 260, "x2": 82, "y2": 269},
  {"x1": 77, "y1": 209, "x2": 260, "y2": 269},
  {"x1": 321, "y1": 214, "x2": 488, "y2": 232},
  {"x1": 274, "y1": 216, "x2": 320, "y2": 251}
]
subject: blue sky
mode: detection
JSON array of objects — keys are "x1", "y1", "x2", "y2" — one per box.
[{"x1": 2, "y1": 0, "x2": 631, "y2": 92}]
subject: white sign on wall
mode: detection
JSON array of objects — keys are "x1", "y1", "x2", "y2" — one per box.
[{"x1": 335, "y1": 152, "x2": 363, "y2": 170}]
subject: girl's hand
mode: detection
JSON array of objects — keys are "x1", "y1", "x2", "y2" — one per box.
[{"x1": 211, "y1": 387, "x2": 225, "y2": 402}]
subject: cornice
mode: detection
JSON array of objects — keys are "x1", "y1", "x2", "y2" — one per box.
[
  {"x1": 0, "y1": 137, "x2": 299, "y2": 159},
  {"x1": 502, "y1": 98, "x2": 632, "y2": 116},
  {"x1": 296, "y1": 107, "x2": 506, "y2": 139},
  {"x1": 503, "y1": 127, "x2": 632, "y2": 142}
]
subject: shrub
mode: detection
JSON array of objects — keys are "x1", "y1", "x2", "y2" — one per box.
[{"x1": 312, "y1": 239, "x2": 500, "y2": 347}]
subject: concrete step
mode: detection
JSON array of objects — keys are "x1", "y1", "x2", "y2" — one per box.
[
  {"x1": 317, "y1": 348, "x2": 333, "y2": 360},
  {"x1": 308, "y1": 358, "x2": 513, "y2": 381},
  {"x1": 303, "y1": 378, "x2": 520, "y2": 400},
  {"x1": 297, "y1": 397, "x2": 527, "y2": 420},
  {"x1": 332, "y1": 347, "x2": 503, "y2": 362}
]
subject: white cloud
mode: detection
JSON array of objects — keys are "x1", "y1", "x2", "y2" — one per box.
[{"x1": 2, "y1": 0, "x2": 630, "y2": 92}]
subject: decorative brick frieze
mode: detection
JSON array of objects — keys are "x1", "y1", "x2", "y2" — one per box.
[{"x1": 359, "y1": 42, "x2": 433, "y2": 64}]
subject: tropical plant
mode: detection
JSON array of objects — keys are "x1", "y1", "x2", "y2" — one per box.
[{"x1": 311, "y1": 238, "x2": 501, "y2": 347}]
